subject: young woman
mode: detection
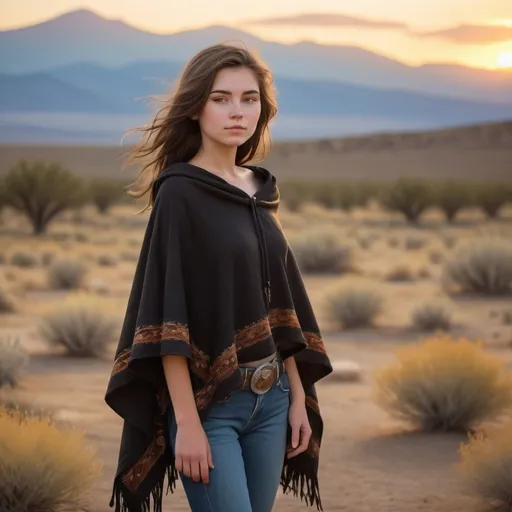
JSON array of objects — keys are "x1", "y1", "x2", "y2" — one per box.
[{"x1": 105, "y1": 43, "x2": 332, "y2": 512}]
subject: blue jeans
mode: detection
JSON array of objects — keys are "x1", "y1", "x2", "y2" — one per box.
[{"x1": 168, "y1": 372, "x2": 291, "y2": 512}]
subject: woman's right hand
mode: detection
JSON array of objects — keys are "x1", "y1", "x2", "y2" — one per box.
[{"x1": 174, "y1": 421, "x2": 214, "y2": 484}]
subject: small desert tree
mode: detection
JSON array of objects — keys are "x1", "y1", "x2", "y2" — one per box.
[
  {"x1": 89, "y1": 178, "x2": 126, "y2": 215},
  {"x1": 3, "y1": 160, "x2": 87, "y2": 235},
  {"x1": 471, "y1": 183, "x2": 510, "y2": 219},
  {"x1": 379, "y1": 178, "x2": 433, "y2": 224},
  {"x1": 432, "y1": 181, "x2": 471, "y2": 223}
]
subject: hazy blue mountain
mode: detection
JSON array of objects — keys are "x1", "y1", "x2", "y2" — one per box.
[
  {"x1": 0, "y1": 72, "x2": 125, "y2": 113},
  {"x1": 1, "y1": 9, "x2": 511, "y2": 104},
  {"x1": 3, "y1": 62, "x2": 512, "y2": 127}
]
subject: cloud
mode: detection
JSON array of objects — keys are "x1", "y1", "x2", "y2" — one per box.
[
  {"x1": 246, "y1": 13, "x2": 408, "y2": 30},
  {"x1": 412, "y1": 24, "x2": 512, "y2": 44}
]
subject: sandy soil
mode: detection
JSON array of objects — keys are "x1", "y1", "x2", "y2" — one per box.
[{"x1": 1, "y1": 202, "x2": 512, "y2": 512}]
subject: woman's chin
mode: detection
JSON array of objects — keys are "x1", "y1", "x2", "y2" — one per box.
[{"x1": 219, "y1": 134, "x2": 250, "y2": 147}]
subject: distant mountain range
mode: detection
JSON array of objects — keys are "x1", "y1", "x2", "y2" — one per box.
[{"x1": 1, "y1": 9, "x2": 512, "y2": 144}]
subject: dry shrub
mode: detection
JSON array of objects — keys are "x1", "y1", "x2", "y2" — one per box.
[
  {"x1": 412, "y1": 303, "x2": 451, "y2": 331},
  {"x1": 429, "y1": 250, "x2": 444, "y2": 265},
  {"x1": 385, "y1": 264, "x2": 415, "y2": 282},
  {"x1": 290, "y1": 228, "x2": 353, "y2": 274},
  {"x1": 39, "y1": 304, "x2": 118, "y2": 357},
  {"x1": 97, "y1": 254, "x2": 117, "y2": 267},
  {"x1": 0, "y1": 336, "x2": 28, "y2": 388},
  {"x1": 417, "y1": 266, "x2": 431, "y2": 279},
  {"x1": 457, "y1": 420, "x2": 512, "y2": 511},
  {"x1": 374, "y1": 335, "x2": 512, "y2": 432},
  {"x1": 0, "y1": 407, "x2": 102, "y2": 512},
  {"x1": 0, "y1": 285, "x2": 16, "y2": 313},
  {"x1": 387, "y1": 235, "x2": 400, "y2": 248},
  {"x1": 443, "y1": 240, "x2": 512, "y2": 295},
  {"x1": 11, "y1": 251, "x2": 39, "y2": 268},
  {"x1": 326, "y1": 286, "x2": 382, "y2": 329},
  {"x1": 48, "y1": 259, "x2": 87, "y2": 290},
  {"x1": 504, "y1": 311, "x2": 512, "y2": 326},
  {"x1": 442, "y1": 234, "x2": 457, "y2": 249},
  {"x1": 41, "y1": 251, "x2": 57, "y2": 266},
  {"x1": 120, "y1": 251, "x2": 139, "y2": 262},
  {"x1": 404, "y1": 235, "x2": 428, "y2": 251},
  {"x1": 75, "y1": 232, "x2": 90, "y2": 243}
]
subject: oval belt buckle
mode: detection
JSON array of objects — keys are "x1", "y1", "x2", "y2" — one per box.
[{"x1": 250, "y1": 362, "x2": 276, "y2": 395}]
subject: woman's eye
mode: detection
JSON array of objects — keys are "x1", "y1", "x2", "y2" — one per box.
[
  {"x1": 213, "y1": 97, "x2": 227, "y2": 103},
  {"x1": 245, "y1": 97, "x2": 258, "y2": 103}
]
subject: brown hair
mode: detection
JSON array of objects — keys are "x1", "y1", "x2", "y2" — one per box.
[{"x1": 122, "y1": 43, "x2": 278, "y2": 211}]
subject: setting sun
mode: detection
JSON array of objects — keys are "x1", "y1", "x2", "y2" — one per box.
[{"x1": 496, "y1": 52, "x2": 512, "y2": 68}]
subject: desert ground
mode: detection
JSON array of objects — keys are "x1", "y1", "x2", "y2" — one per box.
[{"x1": 1, "y1": 190, "x2": 512, "y2": 511}]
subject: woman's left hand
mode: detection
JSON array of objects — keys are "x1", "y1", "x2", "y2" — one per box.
[{"x1": 287, "y1": 397, "x2": 312, "y2": 458}]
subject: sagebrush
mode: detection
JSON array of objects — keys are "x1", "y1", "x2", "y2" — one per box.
[
  {"x1": 48, "y1": 260, "x2": 88, "y2": 290},
  {"x1": 0, "y1": 337, "x2": 28, "y2": 388},
  {"x1": 374, "y1": 335, "x2": 512, "y2": 432},
  {"x1": 290, "y1": 229, "x2": 353, "y2": 274},
  {"x1": 443, "y1": 240, "x2": 512, "y2": 295},
  {"x1": 39, "y1": 304, "x2": 118, "y2": 357},
  {"x1": 326, "y1": 286, "x2": 382, "y2": 329}
]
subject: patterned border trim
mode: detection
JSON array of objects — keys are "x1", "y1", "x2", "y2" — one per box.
[
  {"x1": 190, "y1": 344, "x2": 209, "y2": 382},
  {"x1": 111, "y1": 349, "x2": 131, "y2": 377},
  {"x1": 112, "y1": 309, "x2": 327, "y2": 412},
  {"x1": 305, "y1": 395, "x2": 321, "y2": 416},
  {"x1": 122, "y1": 418, "x2": 166, "y2": 491},
  {"x1": 268, "y1": 308, "x2": 301, "y2": 329},
  {"x1": 134, "y1": 321, "x2": 190, "y2": 345},
  {"x1": 304, "y1": 331, "x2": 327, "y2": 355},
  {"x1": 194, "y1": 344, "x2": 238, "y2": 410},
  {"x1": 235, "y1": 317, "x2": 271, "y2": 351}
]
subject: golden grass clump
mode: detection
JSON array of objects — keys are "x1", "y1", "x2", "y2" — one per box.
[
  {"x1": 374, "y1": 335, "x2": 512, "y2": 432},
  {"x1": 457, "y1": 420, "x2": 512, "y2": 511},
  {"x1": 0, "y1": 407, "x2": 102, "y2": 512}
]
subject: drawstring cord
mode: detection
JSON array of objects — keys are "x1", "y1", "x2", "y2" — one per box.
[{"x1": 250, "y1": 197, "x2": 271, "y2": 310}]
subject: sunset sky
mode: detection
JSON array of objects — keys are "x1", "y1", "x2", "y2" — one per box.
[{"x1": 2, "y1": 0, "x2": 512, "y2": 69}]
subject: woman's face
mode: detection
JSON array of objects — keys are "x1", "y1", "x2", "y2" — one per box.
[{"x1": 196, "y1": 66, "x2": 262, "y2": 148}]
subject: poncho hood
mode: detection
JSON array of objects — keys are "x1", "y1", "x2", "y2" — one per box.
[
  {"x1": 152, "y1": 162, "x2": 279, "y2": 312},
  {"x1": 105, "y1": 161, "x2": 333, "y2": 512}
]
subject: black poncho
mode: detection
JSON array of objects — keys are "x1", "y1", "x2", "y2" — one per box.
[{"x1": 105, "y1": 162, "x2": 333, "y2": 512}]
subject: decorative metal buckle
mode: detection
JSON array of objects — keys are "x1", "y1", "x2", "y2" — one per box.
[{"x1": 250, "y1": 361, "x2": 277, "y2": 395}]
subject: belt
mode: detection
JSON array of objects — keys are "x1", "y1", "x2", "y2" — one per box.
[{"x1": 239, "y1": 356, "x2": 285, "y2": 395}]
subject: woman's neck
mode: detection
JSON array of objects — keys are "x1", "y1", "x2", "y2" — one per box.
[{"x1": 190, "y1": 142, "x2": 239, "y2": 179}]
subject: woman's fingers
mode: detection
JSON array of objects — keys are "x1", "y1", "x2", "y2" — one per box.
[
  {"x1": 287, "y1": 425, "x2": 312, "y2": 458},
  {"x1": 190, "y1": 459, "x2": 202, "y2": 482},
  {"x1": 175, "y1": 455, "x2": 183, "y2": 473}
]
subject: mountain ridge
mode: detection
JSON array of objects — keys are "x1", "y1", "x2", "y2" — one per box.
[{"x1": 1, "y1": 9, "x2": 511, "y2": 105}]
